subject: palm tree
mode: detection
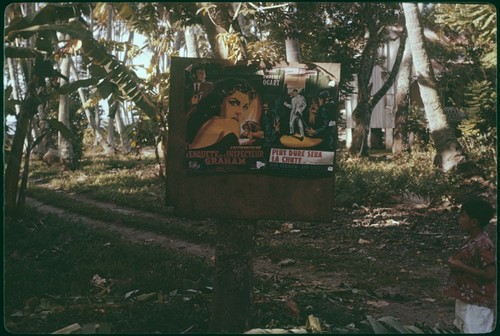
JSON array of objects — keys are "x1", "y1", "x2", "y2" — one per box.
[
  {"x1": 392, "y1": 36, "x2": 412, "y2": 156},
  {"x1": 57, "y1": 52, "x2": 75, "y2": 170},
  {"x1": 4, "y1": 3, "x2": 159, "y2": 216},
  {"x1": 403, "y1": 3, "x2": 465, "y2": 171}
]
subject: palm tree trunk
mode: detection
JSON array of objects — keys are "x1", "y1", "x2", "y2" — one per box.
[
  {"x1": 185, "y1": 26, "x2": 200, "y2": 57},
  {"x1": 403, "y1": 3, "x2": 465, "y2": 171},
  {"x1": 107, "y1": 114, "x2": 116, "y2": 152},
  {"x1": 16, "y1": 119, "x2": 34, "y2": 214},
  {"x1": 31, "y1": 115, "x2": 42, "y2": 158},
  {"x1": 115, "y1": 107, "x2": 131, "y2": 154},
  {"x1": 93, "y1": 105, "x2": 101, "y2": 147},
  {"x1": 58, "y1": 55, "x2": 75, "y2": 170},
  {"x1": 114, "y1": 28, "x2": 133, "y2": 154},
  {"x1": 392, "y1": 37, "x2": 412, "y2": 156},
  {"x1": 6, "y1": 57, "x2": 22, "y2": 116},
  {"x1": 104, "y1": 5, "x2": 117, "y2": 154},
  {"x1": 285, "y1": 37, "x2": 301, "y2": 63}
]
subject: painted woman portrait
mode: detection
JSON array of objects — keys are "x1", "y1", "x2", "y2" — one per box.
[{"x1": 186, "y1": 78, "x2": 261, "y2": 150}]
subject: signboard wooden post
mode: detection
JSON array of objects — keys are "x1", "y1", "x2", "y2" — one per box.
[{"x1": 166, "y1": 57, "x2": 341, "y2": 331}]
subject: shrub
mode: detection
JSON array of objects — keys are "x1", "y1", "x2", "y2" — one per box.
[
  {"x1": 458, "y1": 80, "x2": 497, "y2": 181},
  {"x1": 334, "y1": 151, "x2": 457, "y2": 207}
]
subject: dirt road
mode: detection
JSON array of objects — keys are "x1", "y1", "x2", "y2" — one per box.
[{"x1": 27, "y1": 191, "x2": 491, "y2": 331}]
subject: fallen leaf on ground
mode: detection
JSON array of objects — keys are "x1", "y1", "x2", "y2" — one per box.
[
  {"x1": 278, "y1": 259, "x2": 296, "y2": 267},
  {"x1": 366, "y1": 300, "x2": 390, "y2": 308},
  {"x1": 136, "y1": 292, "x2": 157, "y2": 301}
]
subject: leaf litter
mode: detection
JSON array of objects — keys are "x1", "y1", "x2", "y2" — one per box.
[{"x1": 8, "y1": 181, "x2": 497, "y2": 333}]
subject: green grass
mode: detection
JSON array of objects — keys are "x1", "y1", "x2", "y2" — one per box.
[
  {"x1": 334, "y1": 151, "x2": 459, "y2": 207},
  {"x1": 29, "y1": 157, "x2": 167, "y2": 214},
  {"x1": 29, "y1": 149, "x2": 464, "y2": 212}
]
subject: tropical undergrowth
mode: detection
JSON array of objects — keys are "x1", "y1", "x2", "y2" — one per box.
[
  {"x1": 333, "y1": 149, "x2": 460, "y2": 207},
  {"x1": 28, "y1": 155, "x2": 166, "y2": 214},
  {"x1": 28, "y1": 148, "x2": 470, "y2": 212}
]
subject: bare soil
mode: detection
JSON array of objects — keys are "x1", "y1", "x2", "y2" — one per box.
[{"x1": 25, "y1": 175, "x2": 497, "y2": 332}]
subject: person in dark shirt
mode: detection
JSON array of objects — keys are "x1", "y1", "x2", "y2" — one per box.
[
  {"x1": 185, "y1": 64, "x2": 213, "y2": 111},
  {"x1": 305, "y1": 91, "x2": 338, "y2": 151}
]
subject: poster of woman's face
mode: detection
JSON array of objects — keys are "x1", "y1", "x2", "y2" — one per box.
[{"x1": 184, "y1": 61, "x2": 339, "y2": 176}]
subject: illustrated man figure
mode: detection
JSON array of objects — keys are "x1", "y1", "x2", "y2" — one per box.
[
  {"x1": 306, "y1": 91, "x2": 338, "y2": 150},
  {"x1": 262, "y1": 101, "x2": 281, "y2": 148},
  {"x1": 186, "y1": 64, "x2": 213, "y2": 109},
  {"x1": 284, "y1": 89, "x2": 306, "y2": 140}
]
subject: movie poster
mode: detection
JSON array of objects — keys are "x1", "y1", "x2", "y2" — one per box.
[{"x1": 184, "y1": 61, "x2": 340, "y2": 176}]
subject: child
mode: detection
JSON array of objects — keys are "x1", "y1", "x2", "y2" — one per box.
[{"x1": 444, "y1": 198, "x2": 496, "y2": 333}]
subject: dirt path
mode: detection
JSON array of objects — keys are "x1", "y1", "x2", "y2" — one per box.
[
  {"x1": 25, "y1": 195, "x2": 344, "y2": 288},
  {"x1": 25, "y1": 194, "x2": 460, "y2": 329},
  {"x1": 25, "y1": 197, "x2": 215, "y2": 259}
]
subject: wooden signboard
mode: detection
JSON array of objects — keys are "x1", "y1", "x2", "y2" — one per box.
[{"x1": 166, "y1": 57, "x2": 340, "y2": 222}]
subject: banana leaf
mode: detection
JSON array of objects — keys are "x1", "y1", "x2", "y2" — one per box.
[{"x1": 6, "y1": 13, "x2": 157, "y2": 120}]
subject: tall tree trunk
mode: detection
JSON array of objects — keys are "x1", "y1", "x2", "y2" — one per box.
[
  {"x1": 115, "y1": 107, "x2": 131, "y2": 154},
  {"x1": 113, "y1": 28, "x2": 133, "y2": 155},
  {"x1": 403, "y1": 3, "x2": 465, "y2": 171},
  {"x1": 107, "y1": 114, "x2": 116, "y2": 152},
  {"x1": 93, "y1": 105, "x2": 101, "y2": 147},
  {"x1": 392, "y1": 37, "x2": 412, "y2": 156},
  {"x1": 185, "y1": 26, "x2": 200, "y2": 57},
  {"x1": 7, "y1": 57, "x2": 23, "y2": 116},
  {"x1": 349, "y1": 15, "x2": 380, "y2": 157},
  {"x1": 58, "y1": 55, "x2": 75, "y2": 170},
  {"x1": 105, "y1": 4, "x2": 117, "y2": 154},
  {"x1": 285, "y1": 37, "x2": 301, "y2": 63},
  {"x1": 31, "y1": 105, "x2": 48, "y2": 158},
  {"x1": 197, "y1": 2, "x2": 229, "y2": 59},
  {"x1": 88, "y1": 3, "x2": 105, "y2": 150},
  {"x1": 17, "y1": 119, "x2": 34, "y2": 214}
]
